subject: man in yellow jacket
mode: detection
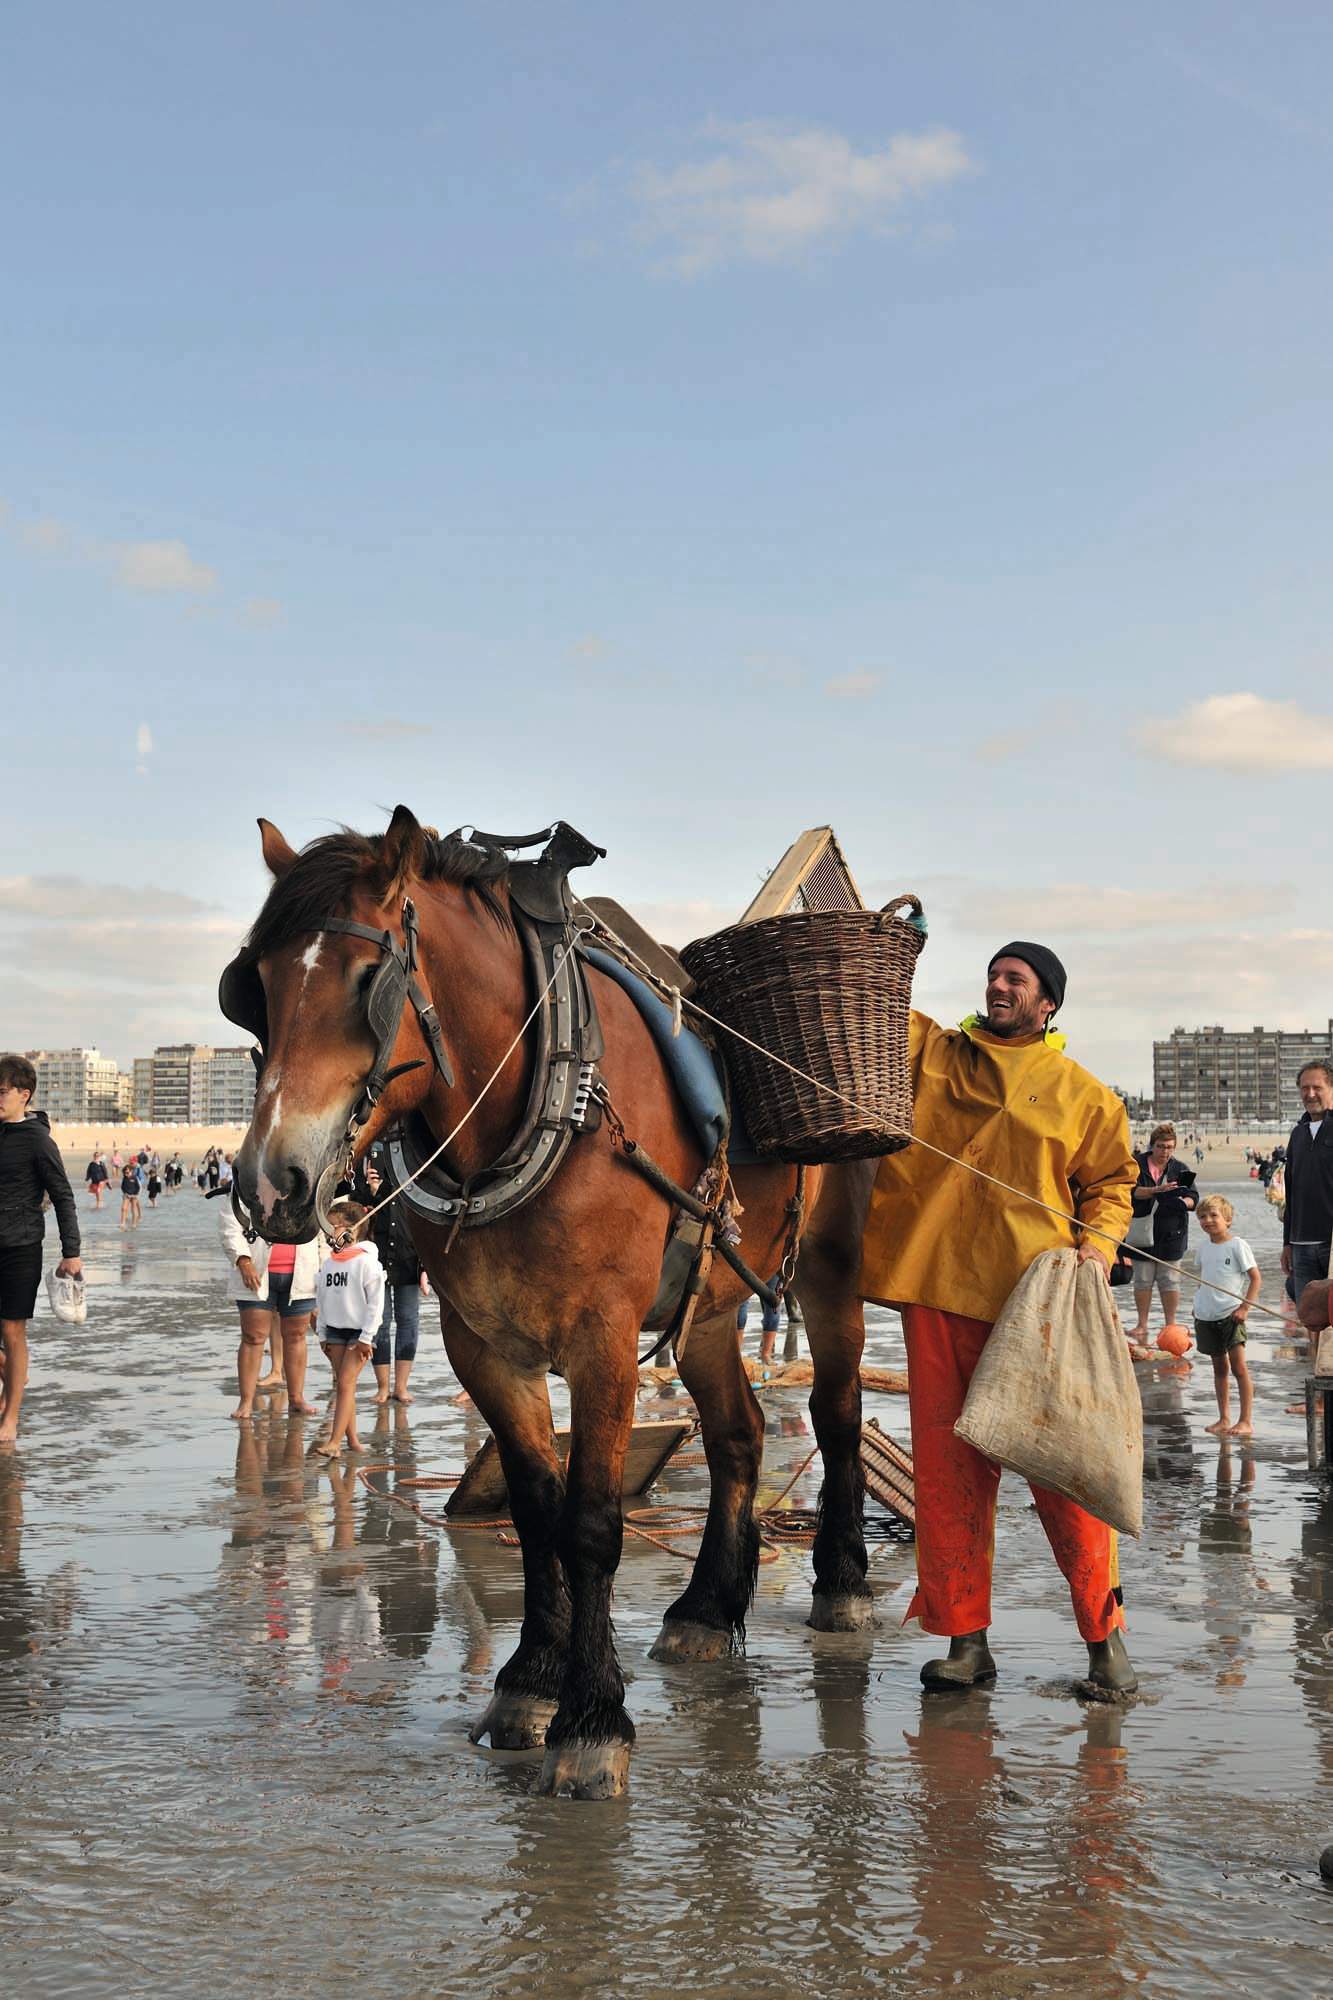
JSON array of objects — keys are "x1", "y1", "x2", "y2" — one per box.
[{"x1": 859, "y1": 942, "x2": 1139, "y2": 1695}]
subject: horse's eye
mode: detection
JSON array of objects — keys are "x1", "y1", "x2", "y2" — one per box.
[{"x1": 356, "y1": 965, "x2": 377, "y2": 1000}]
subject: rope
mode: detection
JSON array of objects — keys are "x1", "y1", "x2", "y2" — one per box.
[
  {"x1": 355, "y1": 1436, "x2": 830, "y2": 1564},
  {"x1": 354, "y1": 941, "x2": 575, "y2": 1231},
  {"x1": 573, "y1": 899, "x2": 1293, "y2": 1330}
]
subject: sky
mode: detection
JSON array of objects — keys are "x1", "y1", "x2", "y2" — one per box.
[{"x1": 2, "y1": 0, "x2": 1331, "y2": 1090}]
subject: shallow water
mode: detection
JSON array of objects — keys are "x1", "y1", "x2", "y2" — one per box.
[{"x1": 2, "y1": 1180, "x2": 1332, "y2": 1998}]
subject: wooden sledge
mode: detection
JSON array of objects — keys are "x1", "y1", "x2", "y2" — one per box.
[{"x1": 445, "y1": 1418, "x2": 694, "y2": 1518}]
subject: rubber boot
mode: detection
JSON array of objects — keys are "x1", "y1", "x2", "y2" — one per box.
[
  {"x1": 1083, "y1": 1628, "x2": 1138, "y2": 1696},
  {"x1": 920, "y1": 1629, "x2": 996, "y2": 1690}
]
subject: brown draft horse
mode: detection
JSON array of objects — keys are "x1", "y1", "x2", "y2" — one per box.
[{"x1": 230, "y1": 807, "x2": 874, "y2": 1798}]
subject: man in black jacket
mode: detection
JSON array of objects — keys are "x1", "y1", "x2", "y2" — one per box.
[
  {"x1": 0, "y1": 1054, "x2": 83, "y2": 1444},
  {"x1": 1283, "y1": 1060, "x2": 1333, "y2": 1308}
]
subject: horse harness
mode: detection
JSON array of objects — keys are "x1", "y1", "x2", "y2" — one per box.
[{"x1": 219, "y1": 822, "x2": 791, "y2": 1331}]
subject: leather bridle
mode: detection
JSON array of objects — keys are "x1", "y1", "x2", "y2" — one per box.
[{"x1": 218, "y1": 896, "x2": 455, "y2": 1237}]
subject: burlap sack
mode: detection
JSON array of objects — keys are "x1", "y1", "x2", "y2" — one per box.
[{"x1": 954, "y1": 1248, "x2": 1143, "y2": 1537}]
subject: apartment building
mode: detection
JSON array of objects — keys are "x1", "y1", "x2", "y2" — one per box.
[
  {"x1": 128, "y1": 1044, "x2": 256, "y2": 1124},
  {"x1": 28, "y1": 1047, "x2": 122, "y2": 1122},
  {"x1": 1153, "y1": 1022, "x2": 1333, "y2": 1125}
]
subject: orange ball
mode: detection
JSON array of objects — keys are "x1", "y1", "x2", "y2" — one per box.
[{"x1": 1156, "y1": 1324, "x2": 1193, "y2": 1357}]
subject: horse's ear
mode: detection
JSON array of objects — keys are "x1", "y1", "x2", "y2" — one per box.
[
  {"x1": 380, "y1": 804, "x2": 426, "y2": 888},
  {"x1": 258, "y1": 818, "x2": 298, "y2": 877}
]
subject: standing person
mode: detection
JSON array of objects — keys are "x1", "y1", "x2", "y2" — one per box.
[
  {"x1": 310, "y1": 1202, "x2": 384, "y2": 1461},
  {"x1": 218, "y1": 1199, "x2": 322, "y2": 1419},
  {"x1": 859, "y1": 944, "x2": 1139, "y2": 1694},
  {"x1": 119, "y1": 1158, "x2": 142, "y2": 1229},
  {"x1": 85, "y1": 1149, "x2": 109, "y2": 1208},
  {"x1": 146, "y1": 1163, "x2": 163, "y2": 1208},
  {"x1": 736, "y1": 1284, "x2": 782, "y2": 1365},
  {"x1": 1193, "y1": 1196, "x2": 1260, "y2": 1438},
  {"x1": 363, "y1": 1161, "x2": 428, "y2": 1407},
  {"x1": 206, "y1": 1149, "x2": 220, "y2": 1191},
  {"x1": 1125, "y1": 1123, "x2": 1198, "y2": 1340},
  {"x1": 0, "y1": 1056, "x2": 82, "y2": 1446},
  {"x1": 1282, "y1": 1061, "x2": 1333, "y2": 1309}
]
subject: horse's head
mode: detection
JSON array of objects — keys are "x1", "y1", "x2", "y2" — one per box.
[{"x1": 222, "y1": 805, "x2": 488, "y2": 1241}]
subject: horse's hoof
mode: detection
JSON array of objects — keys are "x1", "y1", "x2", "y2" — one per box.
[
  {"x1": 534, "y1": 1740, "x2": 631, "y2": 1800},
  {"x1": 649, "y1": 1618, "x2": 734, "y2": 1664},
  {"x1": 808, "y1": 1591, "x2": 877, "y2": 1632},
  {"x1": 468, "y1": 1692, "x2": 557, "y2": 1750}
]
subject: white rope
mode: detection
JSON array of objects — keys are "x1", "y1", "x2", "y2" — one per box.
[
  {"x1": 354, "y1": 948, "x2": 569, "y2": 1229},
  {"x1": 573, "y1": 899, "x2": 1292, "y2": 1330}
]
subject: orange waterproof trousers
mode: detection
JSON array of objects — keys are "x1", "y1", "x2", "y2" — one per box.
[{"x1": 902, "y1": 1305, "x2": 1124, "y2": 1643}]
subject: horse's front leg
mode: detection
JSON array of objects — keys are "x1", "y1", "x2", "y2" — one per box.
[
  {"x1": 443, "y1": 1317, "x2": 570, "y2": 1751},
  {"x1": 535, "y1": 1320, "x2": 638, "y2": 1800},
  {"x1": 650, "y1": 1308, "x2": 764, "y2": 1663},
  {"x1": 798, "y1": 1163, "x2": 877, "y2": 1632}
]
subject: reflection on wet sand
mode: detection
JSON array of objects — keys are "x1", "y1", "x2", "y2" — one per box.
[
  {"x1": 0, "y1": 1458, "x2": 79, "y2": 1726},
  {"x1": 4, "y1": 1180, "x2": 1333, "y2": 1998},
  {"x1": 1293, "y1": 1494, "x2": 1333, "y2": 1783}
]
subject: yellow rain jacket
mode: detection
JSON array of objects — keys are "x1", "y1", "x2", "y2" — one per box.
[{"x1": 859, "y1": 1013, "x2": 1137, "y2": 1325}]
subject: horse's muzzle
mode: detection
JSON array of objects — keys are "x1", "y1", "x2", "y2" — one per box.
[{"x1": 235, "y1": 1139, "x2": 324, "y2": 1243}]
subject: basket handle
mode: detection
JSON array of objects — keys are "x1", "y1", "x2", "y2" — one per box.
[{"x1": 879, "y1": 894, "x2": 925, "y2": 930}]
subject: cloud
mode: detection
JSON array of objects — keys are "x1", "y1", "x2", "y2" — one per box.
[
  {"x1": 824, "y1": 669, "x2": 882, "y2": 700},
  {"x1": 241, "y1": 596, "x2": 284, "y2": 628},
  {"x1": 3, "y1": 501, "x2": 238, "y2": 606},
  {"x1": 0, "y1": 879, "x2": 241, "y2": 1062},
  {"x1": 946, "y1": 880, "x2": 1293, "y2": 936},
  {"x1": 974, "y1": 729, "x2": 1028, "y2": 764},
  {"x1": 0, "y1": 873, "x2": 215, "y2": 920},
  {"x1": 622, "y1": 898, "x2": 735, "y2": 948},
  {"x1": 20, "y1": 516, "x2": 68, "y2": 553},
  {"x1": 113, "y1": 538, "x2": 218, "y2": 595},
  {"x1": 627, "y1": 120, "x2": 974, "y2": 276},
  {"x1": 1138, "y1": 693, "x2": 1333, "y2": 773},
  {"x1": 569, "y1": 634, "x2": 610, "y2": 661}
]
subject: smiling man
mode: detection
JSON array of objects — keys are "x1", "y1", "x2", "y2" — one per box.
[
  {"x1": 1282, "y1": 1060, "x2": 1333, "y2": 1309},
  {"x1": 858, "y1": 943, "x2": 1139, "y2": 1696}
]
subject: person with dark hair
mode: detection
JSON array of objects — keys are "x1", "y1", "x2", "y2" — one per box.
[
  {"x1": 84, "y1": 1148, "x2": 109, "y2": 1208},
  {"x1": 0, "y1": 1055, "x2": 82, "y2": 1445},
  {"x1": 1283, "y1": 1061, "x2": 1333, "y2": 1308},
  {"x1": 1125, "y1": 1122, "x2": 1198, "y2": 1339},
  {"x1": 859, "y1": 944, "x2": 1139, "y2": 1696},
  {"x1": 361, "y1": 1158, "x2": 428, "y2": 1406}
]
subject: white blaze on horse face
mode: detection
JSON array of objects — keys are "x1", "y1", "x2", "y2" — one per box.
[{"x1": 256, "y1": 1162, "x2": 285, "y2": 1222}]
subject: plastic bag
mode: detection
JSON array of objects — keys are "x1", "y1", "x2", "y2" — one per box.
[
  {"x1": 954, "y1": 1247, "x2": 1143, "y2": 1537},
  {"x1": 45, "y1": 1268, "x2": 87, "y2": 1325}
]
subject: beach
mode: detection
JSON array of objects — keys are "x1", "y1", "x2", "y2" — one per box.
[
  {"x1": 2, "y1": 1172, "x2": 1332, "y2": 1996},
  {"x1": 52, "y1": 1124, "x2": 248, "y2": 1163}
]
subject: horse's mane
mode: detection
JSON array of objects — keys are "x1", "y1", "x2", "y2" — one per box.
[{"x1": 242, "y1": 828, "x2": 511, "y2": 960}]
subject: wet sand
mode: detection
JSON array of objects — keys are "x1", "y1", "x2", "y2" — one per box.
[{"x1": 2, "y1": 1180, "x2": 1332, "y2": 1997}]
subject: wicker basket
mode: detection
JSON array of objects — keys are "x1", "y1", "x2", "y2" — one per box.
[{"x1": 679, "y1": 897, "x2": 925, "y2": 1164}]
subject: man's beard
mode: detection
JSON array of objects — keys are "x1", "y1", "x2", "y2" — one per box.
[{"x1": 980, "y1": 1001, "x2": 1048, "y2": 1039}]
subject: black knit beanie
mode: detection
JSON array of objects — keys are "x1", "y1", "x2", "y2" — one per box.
[{"x1": 988, "y1": 941, "x2": 1067, "y2": 1013}]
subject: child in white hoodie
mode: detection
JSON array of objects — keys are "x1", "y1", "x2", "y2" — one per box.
[{"x1": 311, "y1": 1201, "x2": 385, "y2": 1460}]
